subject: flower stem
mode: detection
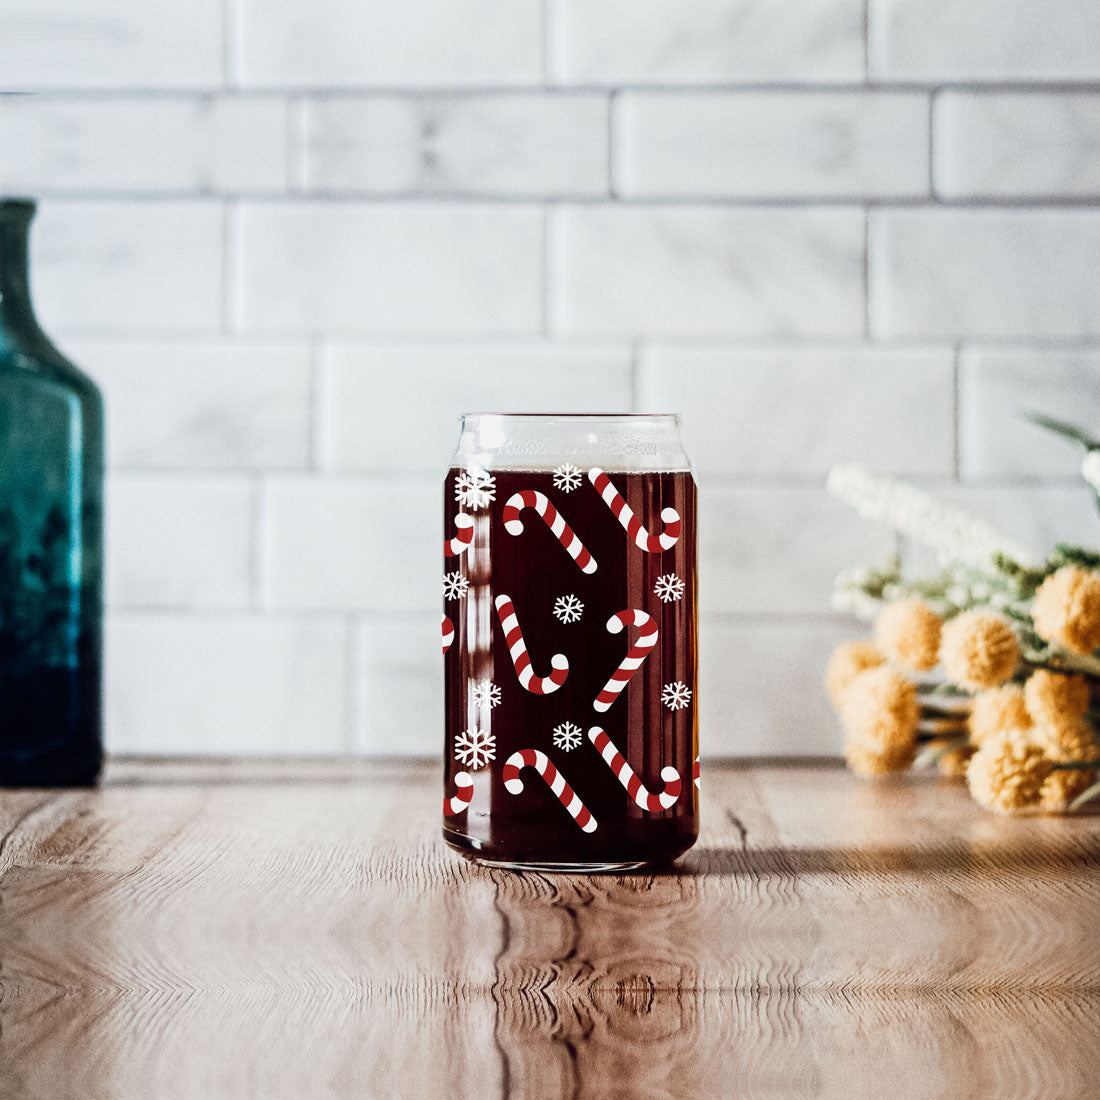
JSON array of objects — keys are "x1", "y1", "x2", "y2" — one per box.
[{"x1": 1024, "y1": 655, "x2": 1100, "y2": 680}]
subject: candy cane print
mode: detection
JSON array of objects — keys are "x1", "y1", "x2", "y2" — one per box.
[
  {"x1": 444, "y1": 513, "x2": 474, "y2": 557},
  {"x1": 587, "y1": 727, "x2": 682, "y2": 811},
  {"x1": 502, "y1": 490, "x2": 597, "y2": 574},
  {"x1": 503, "y1": 750, "x2": 597, "y2": 833},
  {"x1": 444, "y1": 771, "x2": 473, "y2": 816},
  {"x1": 441, "y1": 613, "x2": 454, "y2": 655},
  {"x1": 693, "y1": 758, "x2": 700, "y2": 789},
  {"x1": 494, "y1": 594, "x2": 569, "y2": 695},
  {"x1": 587, "y1": 468, "x2": 681, "y2": 553},
  {"x1": 593, "y1": 609, "x2": 658, "y2": 713}
]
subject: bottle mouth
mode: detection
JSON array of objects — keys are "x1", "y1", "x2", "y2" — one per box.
[
  {"x1": 0, "y1": 197, "x2": 36, "y2": 222},
  {"x1": 455, "y1": 413, "x2": 690, "y2": 472}
]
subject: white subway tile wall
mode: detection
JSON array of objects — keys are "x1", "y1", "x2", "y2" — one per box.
[{"x1": 6, "y1": 0, "x2": 1098, "y2": 756}]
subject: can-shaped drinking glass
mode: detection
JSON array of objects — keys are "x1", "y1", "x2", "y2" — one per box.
[{"x1": 442, "y1": 414, "x2": 698, "y2": 870}]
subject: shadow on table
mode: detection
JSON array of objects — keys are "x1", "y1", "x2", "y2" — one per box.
[{"x1": 664, "y1": 838, "x2": 1100, "y2": 878}]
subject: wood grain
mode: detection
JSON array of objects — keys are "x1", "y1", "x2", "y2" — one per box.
[{"x1": 1, "y1": 759, "x2": 1098, "y2": 1099}]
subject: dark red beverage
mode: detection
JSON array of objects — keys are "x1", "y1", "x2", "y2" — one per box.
[{"x1": 442, "y1": 426, "x2": 698, "y2": 869}]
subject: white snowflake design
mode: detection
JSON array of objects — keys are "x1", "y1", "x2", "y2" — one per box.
[
  {"x1": 442, "y1": 571, "x2": 469, "y2": 601},
  {"x1": 471, "y1": 680, "x2": 501, "y2": 709},
  {"x1": 552, "y1": 721, "x2": 583, "y2": 752},
  {"x1": 454, "y1": 728, "x2": 496, "y2": 770},
  {"x1": 454, "y1": 466, "x2": 496, "y2": 510},
  {"x1": 661, "y1": 681, "x2": 693, "y2": 711},
  {"x1": 552, "y1": 462, "x2": 583, "y2": 493},
  {"x1": 553, "y1": 594, "x2": 584, "y2": 624},
  {"x1": 654, "y1": 573, "x2": 686, "y2": 603}
]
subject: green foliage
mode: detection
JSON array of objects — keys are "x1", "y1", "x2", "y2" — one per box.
[
  {"x1": 1023, "y1": 413, "x2": 1100, "y2": 451},
  {"x1": 1051, "y1": 544, "x2": 1100, "y2": 571}
]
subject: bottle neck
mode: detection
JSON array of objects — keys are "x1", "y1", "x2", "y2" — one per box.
[{"x1": 0, "y1": 203, "x2": 43, "y2": 352}]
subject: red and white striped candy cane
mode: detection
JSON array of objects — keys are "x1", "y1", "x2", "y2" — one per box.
[
  {"x1": 502, "y1": 490, "x2": 597, "y2": 574},
  {"x1": 441, "y1": 613, "x2": 454, "y2": 655},
  {"x1": 587, "y1": 468, "x2": 681, "y2": 553},
  {"x1": 593, "y1": 609, "x2": 658, "y2": 713},
  {"x1": 495, "y1": 594, "x2": 569, "y2": 695},
  {"x1": 587, "y1": 726, "x2": 682, "y2": 811},
  {"x1": 444, "y1": 771, "x2": 473, "y2": 815},
  {"x1": 444, "y1": 512, "x2": 474, "y2": 557},
  {"x1": 693, "y1": 758, "x2": 700, "y2": 788},
  {"x1": 503, "y1": 749, "x2": 597, "y2": 833}
]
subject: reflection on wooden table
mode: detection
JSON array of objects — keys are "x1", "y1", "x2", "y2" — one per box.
[{"x1": 0, "y1": 759, "x2": 1097, "y2": 1098}]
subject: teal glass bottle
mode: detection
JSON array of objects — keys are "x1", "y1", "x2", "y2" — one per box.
[{"x1": 0, "y1": 199, "x2": 104, "y2": 785}]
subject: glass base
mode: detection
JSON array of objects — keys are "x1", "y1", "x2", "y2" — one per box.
[
  {"x1": 444, "y1": 830, "x2": 672, "y2": 873},
  {"x1": 469, "y1": 856, "x2": 650, "y2": 873}
]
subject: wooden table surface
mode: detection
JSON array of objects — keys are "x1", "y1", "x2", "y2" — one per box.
[{"x1": 1, "y1": 759, "x2": 1098, "y2": 1099}]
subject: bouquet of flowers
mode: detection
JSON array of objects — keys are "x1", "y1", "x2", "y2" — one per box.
[{"x1": 826, "y1": 415, "x2": 1100, "y2": 815}]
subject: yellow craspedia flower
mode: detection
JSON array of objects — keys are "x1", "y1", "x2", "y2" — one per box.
[
  {"x1": 1032, "y1": 566, "x2": 1100, "y2": 656},
  {"x1": 1033, "y1": 715, "x2": 1097, "y2": 760},
  {"x1": 874, "y1": 598, "x2": 943, "y2": 672},
  {"x1": 967, "y1": 731, "x2": 1053, "y2": 813},
  {"x1": 844, "y1": 733, "x2": 917, "y2": 777},
  {"x1": 924, "y1": 734, "x2": 976, "y2": 778},
  {"x1": 1035, "y1": 720, "x2": 1097, "y2": 811},
  {"x1": 939, "y1": 611, "x2": 1019, "y2": 692},
  {"x1": 839, "y1": 665, "x2": 920, "y2": 755},
  {"x1": 1024, "y1": 670, "x2": 1091, "y2": 732},
  {"x1": 1041, "y1": 767, "x2": 1096, "y2": 811},
  {"x1": 825, "y1": 640, "x2": 885, "y2": 707},
  {"x1": 968, "y1": 684, "x2": 1032, "y2": 746}
]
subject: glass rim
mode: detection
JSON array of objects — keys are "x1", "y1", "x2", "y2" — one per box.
[{"x1": 459, "y1": 411, "x2": 681, "y2": 422}]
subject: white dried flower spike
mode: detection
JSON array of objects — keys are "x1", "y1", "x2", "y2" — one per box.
[
  {"x1": 826, "y1": 464, "x2": 1034, "y2": 569},
  {"x1": 831, "y1": 586, "x2": 883, "y2": 621},
  {"x1": 1082, "y1": 450, "x2": 1100, "y2": 493}
]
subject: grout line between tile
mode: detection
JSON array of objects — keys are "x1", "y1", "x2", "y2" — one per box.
[
  {"x1": 345, "y1": 615, "x2": 360, "y2": 753},
  {"x1": 310, "y1": 340, "x2": 327, "y2": 471},
  {"x1": 541, "y1": 204, "x2": 554, "y2": 336},
  {"x1": 928, "y1": 89, "x2": 939, "y2": 199},
  {"x1": 607, "y1": 89, "x2": 620, "y2": 199},
  {"x1": 221, "y1": 200, "x2": 241, "y2": 333},
  {"x1": 952, "y1": 342, "x2": 962, "y2": 481},
  {"x1": 630, "y1": 341, "x2": 645, "y2": 411},
  {"x1": 20, "y1": 81, "x2": 1100, "y2": 96},
  {"x1": 249, "y1": 474, "x2": 266, "y2": 610},
  {"x1": 862, "y1": 0, "x2": 871, "y2": 79},
  {"x1": 541, "y1": 0, "x2": 554, "y2": 84},
  {"x1": 862, "y1": 208, "x2": 871, "y2": 340}
]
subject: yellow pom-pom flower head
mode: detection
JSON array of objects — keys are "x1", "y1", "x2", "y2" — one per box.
[
  {"x1": 825, "y1": 641, "x2": 885, "y2": 707},
  {"x1": 967, "y1": 731, "x2": 1053, "y2": 814},
  {"x1": 1032, "y1": 566, "x2": 1100, "y2": 656},
  {"x1": 968, "y1": 684, "x2": 1031, "y2": 746},
  {"x1": 925, "y1": 738, "x2": 974, "y2": 778},
  {"x1": 1024, "y1": 670, "x2": 1090, "y2": 733},
  {"x1": 939, "y1": 611, "x2": 1019, "y2": 692},
  {"x1": 874, "y1": 599, "x2": 943, "y2": 672},
  {"x1": 1034, "y1": 719, "x2": 1098, "y2": 811},
  {"x1": 844, "y1": 734, "x2": 917, "y2": 777},
  {"x1": 839, "y1": 666, "x2": 920, "y2": 755}
]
